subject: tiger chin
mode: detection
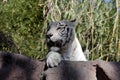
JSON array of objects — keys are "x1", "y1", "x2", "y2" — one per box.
[{"x1": 45, "y1": 19, "x2": 87, "y2": 67}]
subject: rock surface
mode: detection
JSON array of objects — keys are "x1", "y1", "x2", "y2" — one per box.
[
  {"x1": 44, "y1": 61, "x2": 120, "y2": 80},
  {"x1": 0, "y1": 52, "x2": 45, "y2": 80},
  {"x1": 0, "y1": 52, "x2": 120, "y2": 80}
]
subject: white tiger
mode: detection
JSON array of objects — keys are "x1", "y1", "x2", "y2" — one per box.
[{"x1": 45, "y1": 19, "x2": 87, "y2": 67}]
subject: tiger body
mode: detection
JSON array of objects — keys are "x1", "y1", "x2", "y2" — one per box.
[
  {"x1": 46, "y1": 20, "x2": 87, "y2": 67},
  {"x1": 61, "y1": 37, "x2": 87, "y2": 61}
]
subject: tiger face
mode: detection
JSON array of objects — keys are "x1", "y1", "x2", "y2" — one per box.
[{"x1": 46, "y1": 20, "x2": 76, "y2": 48}]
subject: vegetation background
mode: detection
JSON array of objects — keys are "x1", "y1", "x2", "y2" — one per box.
[{"x1": 0, "y1": 0, "x2": 120, "y2": 61}]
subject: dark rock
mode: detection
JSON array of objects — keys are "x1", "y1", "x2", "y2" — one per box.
[
  {"x1": 96, "y1": 60, "x2": 120, "y2": 80},
  {"x1": 44, "y1": 60, "x2": 120, "y2": 80},
  {"x1": 0, "y1": 52, "x2": 120, "y2": 80},
  {"x1": 0, "y1": 51, "x2": 45, "y2": 80}
]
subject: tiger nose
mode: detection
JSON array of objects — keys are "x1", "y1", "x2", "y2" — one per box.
[{"x1": 46, "y1": 33, "x2": 53, "y2": 38}]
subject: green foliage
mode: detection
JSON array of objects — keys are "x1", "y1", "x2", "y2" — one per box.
[
  {"x1": 0, "y1": 0, "x2": 120, "y2": 61},
  {"x1": 0, "y1": 0, "x2": 46, "y2": 59}
]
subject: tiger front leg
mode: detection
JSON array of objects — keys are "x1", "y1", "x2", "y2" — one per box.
[{"x1": 46, "y1": 51, "x2": 62, "y2": 67}]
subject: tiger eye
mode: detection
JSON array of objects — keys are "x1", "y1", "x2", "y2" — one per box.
[
  {"x1": 58, "y1": 22, "x2": 66, "y2": 26},
  {"x1": 57, "y1": 27, "x2": 61, "y2": 30}
]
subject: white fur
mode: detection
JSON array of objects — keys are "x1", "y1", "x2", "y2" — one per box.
[
  {"x1": 46, "y1": 36, "x2": 87, "y2": 67},
  {"x1": 46, "y1": 51, "x2": 62, "y2": 67},
  {"x1": 62, "y1": 37, "x2": 87, "y2": 61}
]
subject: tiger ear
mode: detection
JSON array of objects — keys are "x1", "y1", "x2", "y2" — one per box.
[
  {"x1": 47, "y1": 21, "x2": 54, "y2": 26},
  {"x1": 70, "y1": 19, "x2": 76, "y2": 27},
  {"x1": 70, "y1": 19, "x2": 76, "y2": 23}
]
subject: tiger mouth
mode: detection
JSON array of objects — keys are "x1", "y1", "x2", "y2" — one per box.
[{"x1": 47, "y1": 39, "x2": 62, "y2": 48}]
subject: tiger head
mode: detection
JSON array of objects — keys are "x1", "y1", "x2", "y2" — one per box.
[{"x1": 46, "y1": 19, "x2": 76, "y2": 48}]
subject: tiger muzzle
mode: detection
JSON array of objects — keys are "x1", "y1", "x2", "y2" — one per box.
[{"x1": 47, "y1": 39, "x2": 63, "y2": 48}]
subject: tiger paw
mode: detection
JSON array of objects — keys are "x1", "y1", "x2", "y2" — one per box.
[{"x1": 46, "y1": 51, "x2": 62, "y2": 67}]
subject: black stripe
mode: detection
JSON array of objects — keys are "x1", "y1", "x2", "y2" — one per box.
[{"x1": 62, "y1": 28, "x2": 73, "y2": 46}]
